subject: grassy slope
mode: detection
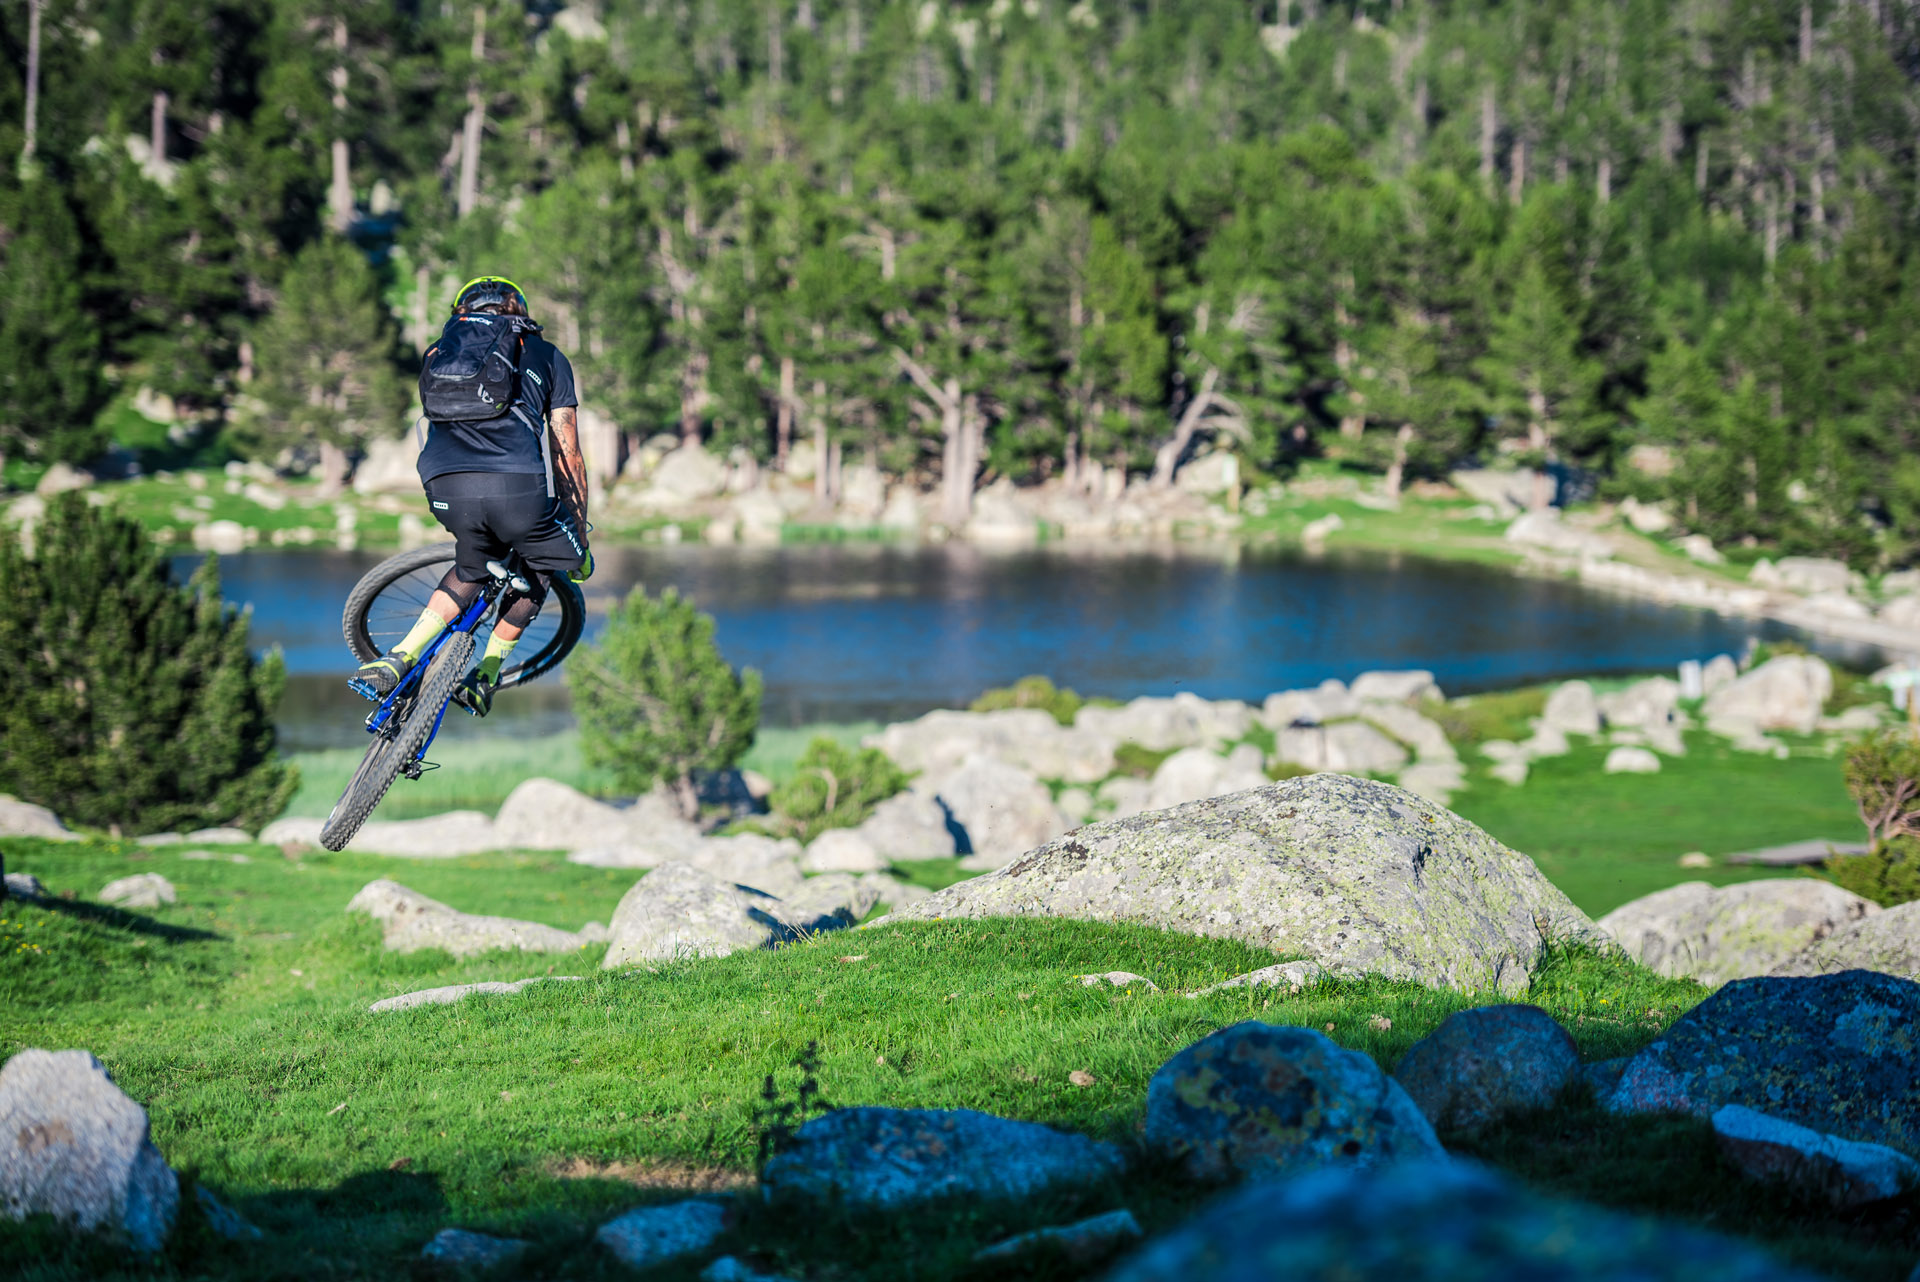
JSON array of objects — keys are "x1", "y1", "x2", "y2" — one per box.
[
  {"x1": 4, "y1": 837, "x2": 1915, "y2": 1281},
  {"x1": 1448, "y1": 732, "x2": 1863, "y2": 918}
]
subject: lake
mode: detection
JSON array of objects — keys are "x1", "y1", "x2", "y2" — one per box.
[{"x1": 191, "y1": 541, "x2": 1870, "y2": 750}]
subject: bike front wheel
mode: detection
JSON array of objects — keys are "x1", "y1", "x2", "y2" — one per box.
[
  {"x1": 319, "y1": 631, "x2": 476, "y2": 851},
  {"x1": 340, "y1": 542, "x2": 586, "y2": 691}
]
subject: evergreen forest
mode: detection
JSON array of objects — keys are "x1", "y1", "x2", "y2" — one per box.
[{"x1": 5, "y1": 0, "x2": 1920, "y2": 565}]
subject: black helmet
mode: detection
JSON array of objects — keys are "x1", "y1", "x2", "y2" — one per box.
[{"x1": 451, "y1": 275, "x2": 529, "y2": 316}]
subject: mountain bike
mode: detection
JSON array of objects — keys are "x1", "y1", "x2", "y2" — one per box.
[{"x1": 319, "y1": 541, "x2": 586, "y2": 851}]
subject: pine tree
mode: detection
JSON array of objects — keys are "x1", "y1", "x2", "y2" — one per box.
[
  {"x1": 0, "y1": 494, "x2": 296, "y2": 834},
  {"x1": 1476, "y1": 258, "x2": 1603, "y2": 510},
  {"x1": 0, "y1": 179, "x2": 106, "y2": 463},
  {"x1": 232, "y1": 236, "x2": 408, "y2": 479},
  {"x1": 567, "y1": 586, "x2": 762, "y2": 820}
]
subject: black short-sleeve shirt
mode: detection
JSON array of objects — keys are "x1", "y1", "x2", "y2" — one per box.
[{"x1": 416, "y1": 332, "x2": 578, "y2": 483}]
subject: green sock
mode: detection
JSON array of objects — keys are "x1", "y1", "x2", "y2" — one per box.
[
  {"x1": 394, "y1": 608, "x2": 450, "y2": 660},
  {"x1": 478, "y1": 632, "x2": 517, "y2": 682}
]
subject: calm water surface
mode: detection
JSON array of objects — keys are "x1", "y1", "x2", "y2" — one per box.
[{"x1": 189, "y1": 542, "x2": 1869, "y2": 749}]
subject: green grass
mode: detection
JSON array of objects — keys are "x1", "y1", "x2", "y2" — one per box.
[
  {"x1": 1450, "y1": 733, "x2": 1862, "y2": 917},
  {"x1": 3, "y1": 834, "x2": 1913, "y2": 1280},
  {"x1": 282, "y1": 723, "x2": 884, "y2": 823}
]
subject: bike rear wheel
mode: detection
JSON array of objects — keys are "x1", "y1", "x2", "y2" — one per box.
[
  {"x1": 320, "y1": 631, "x2": 475, "y2": 851},
  {"x1": 341, "y1": 542, "x2": 585, "y2": 690}
]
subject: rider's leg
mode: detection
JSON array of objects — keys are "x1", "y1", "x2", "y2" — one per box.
[
  {"x1": 457, "y1": 574, "x2": 548, "y2": 714},
  {"x1": 355, "y1": 569, "x2": 485, "y2": 696}
]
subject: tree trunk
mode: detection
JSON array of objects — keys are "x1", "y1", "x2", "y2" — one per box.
[
  {"x1": 671, "y1": 772, "x2": 700, "y2": 822},
  {"x1": 1062, "y1": 427, "x2": 1080, "y2": 493},
  {"x1": 152, "y1": 91, "x2": 169, "y2": 166},
  {"x1": 826, "y1": 437, "x2": 843, "y2": 504},
  {"x1": 411, "y1": 266, "x2": 431, "y2": 351},
  {"x1": 1597, "y1": 154, "x2": 1612, "y2": 205},
  {"x1": 328, "y1": 20, "x2": 352, "y2": 231},
  {"x1": 1508, "y1": 135, "x2": 1526, "y2": 204},
  {"x1": 21, "y1": 0, "x2": 41, "y2": 164},
  {"x1": 1333, "y1": 297, "x2": 1362, "y2": 439},
  {"x1": 458, "y1": 8, "x2": 485, "y2": 219},
  {"x1": 1153, "y1": 366, "x2": 1219, "y2": 487},
  {"x1": 1383, "y1": 423, "x2": 1414, "y2": 501},
  {"x1": 1527, "y1": 409, "x2": 1552, "y2": 511},
  {"x1": 768, "y1": 1, "x2": 784, "y2": 85},
  {"x1": 680, "y1": 349, "x2": 709, "y2": 445},
  {"x1": 776, "y1": 355, "x2": 795, "y2": 470},
  {"x1": 813, "y1": 380, "x2": 830, "y2": 502},
  {"x1": 315, "y1": 440, "x2": 350, "y2": 498},
  {"x1": 941, "y1": 379, "x2": 969, "y2": 525},
  {"x1": 1479, "y1": 84, "x2": 1497, "y2": 185},
  {"x1": 1799, "y1": 2, "x2": 1813, "y2": 64}
]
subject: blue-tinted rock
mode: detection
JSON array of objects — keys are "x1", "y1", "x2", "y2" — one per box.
[
  {"x1": 1144, "y1": 1023, "x2": 1443, "y2": 1182},
  {"x1": 1393, "y1": 1004, "x2": 1580, "y2": 1131},
  {"x1": 595, "y1": 1199, "x2": 729, "y2": 1270},
  {"x1": 1607, "y1": 969, "x2": 1920, "y2": 1158},
  {"x1": 760, "y1": 1108, "x2": 1124, "y2": 1212},
  {"x1": 419, "y1": 1227, "x2": 527, "y2": 1272},
  {"x1": 194, "y1": 1186, "x2": 262, "y2": 1242},
  {"x1": 1100, "y1": 1159, "x2": 1826, "y2": 1282}
]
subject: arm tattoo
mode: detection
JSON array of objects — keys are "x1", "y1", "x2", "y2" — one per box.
[{"x1": 551, "y1": 406, "x2": 589, "y2": 528}]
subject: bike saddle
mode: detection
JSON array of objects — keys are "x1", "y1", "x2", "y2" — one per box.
[{"x1": 485, "y1": 558, "x2": 532, "y2": 594}]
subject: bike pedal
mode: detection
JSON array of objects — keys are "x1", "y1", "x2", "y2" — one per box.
[{"x1": 347, "y1": 678, "x2": 380, "y2": 703}]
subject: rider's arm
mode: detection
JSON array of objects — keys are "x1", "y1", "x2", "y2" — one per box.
[{"x1": 550, "y1": 406, "x2": 589, "y2": 530}]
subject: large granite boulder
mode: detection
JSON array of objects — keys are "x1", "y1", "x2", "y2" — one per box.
[
  {"x1": 595, "y1": 1199, "x2": 729, "y2": 1270},
  {"x1": 760, "y1": 1108, "x2": 1124, "y2": 1212},
  {"x1": 1541, "y1": 681, "x2": 1602, "y2": 735},
  {"x1": 1145, "y1": 1024, "x2": 1442, "y2": 1181},
  {"x1": 1274, "y1": 722, "x2": 1409, "y2": 775},
  {"x1": 1392, "y1": 1005, "x2": 1581, "y2": 1132},
  {"x1": 1607, "y1": 970, "x2": 1920, "y2": 1158},
  {"x1": 885, "y1": 774, "x2": 1594, "y2": 994},
  {"x1": 1597, "y1": 678, "x2": 1682, "y2": 729},
  {"x1": 866, "y1": 709, "x2": 1115, "y2": 783},
  {"x1": 936, "y1": 756, "x2": 1069, "y2": 870},
  {"x1": 683, "y1": 833, "x2": 806, "y2": 897},
  {"x1": 492, "y1": 777, "x2": 695, "y2": 852},
  {"x1": 1076, "y1": 693, "x2": 1254, "y2": 752},
  {"x1": 1703, "y1": 655, "x2": 1833, "y2": 735},
  {"x1": 1099, "y1": 1158, "x2": 1828, "y2": 1282},
  {"x1": 1260, "y1": 680, "x2": 1360, "y2": 730},
  {"x1": 1358, "y1": 704, "x2": 1456, "y2": 763},
  {"x1": 1598, "y1": 880, "x2": 1880, "y2": 986},
  {"x1": 603, "y1": 862, "x2": 828, "y2": 967},
  {"x1": 1146, "y1": 745, "x2": 1270, "y2": 811},
  {"x1": 347, "y1": 879, "x2": 603, "y2": 958},
  {"x1": 99, "y1": 874, "x2": 176, "y2": 911},
  {"x1": 1712, "y1": 1104, "x2": 1920, "y2": 1208},
  {"x1": 1349, "y1": 670, "x2": 1442, "y2": 704},
  {"x1": 852, "y1": 789, "x2": 961, "y2": 861},
  {"x1": 1771, "y1": 900, "x2": 1920, "y2": 980},
  {"x1": 0, "y1": 1049, "x2": 179, "y2": 1252},
  {"x1": 0, "y1": 795, "x2": 81, "y2": 841}
]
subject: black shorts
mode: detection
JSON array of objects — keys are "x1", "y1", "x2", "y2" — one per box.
[{"x1": 423, "y1": 472, "x2": 588, "y2": 584}]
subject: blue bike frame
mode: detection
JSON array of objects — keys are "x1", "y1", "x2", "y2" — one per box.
[{"x1": 347, "y1": 588, "x2": 494, "y2": 759}]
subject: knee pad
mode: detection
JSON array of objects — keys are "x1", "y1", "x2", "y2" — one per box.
[
  {"x1": 501, "y1": 573, "x2": 550, "y2": 630},
  {"x1": 436, "y1": 565, "x2": 486, "y2": 609}
]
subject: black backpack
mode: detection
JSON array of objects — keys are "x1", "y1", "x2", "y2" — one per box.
[{"x1": 419, "y1": 312, "x2": 538, "y2": 423}]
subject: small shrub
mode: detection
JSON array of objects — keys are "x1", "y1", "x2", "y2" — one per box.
[
  {"x1": 768, "y1": 737, "x2": 909, "y2": 842},
  {"x1": 568, "y1": 586, "x2": 762, "y2": 820},
  {"x1": 1823, "y1": 841, "x2": 1920, "y2": 908},
  {"x1": 1429, "y1": 687, "x2": 1549, "y2": 746},
  {"x1": 1827, "y1": 728, "x2": 1920, "y2": 907},
  {"x1": 0, "y1": 495, "x2": 295, "y2": 833},
  {"x1": 1112, "y1": 742, "x2": 1175, "y2": 778},
  {"x1": 969, "y1": 674, "x2": 1086, "y2": 726}
]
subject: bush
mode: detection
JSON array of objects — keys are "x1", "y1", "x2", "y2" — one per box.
[
  {"x1": 1824, "y1": 842, "x2": 1920, "y2": 908},
  {"x1": 767, "y1": 737, "x2": 909, "y2": 842},
  {"x1": 1829, "y1": 728, "x2": 1920, "y2": 907},
  {"x1": 0, "y1": 494, "x2": 295, "y2": 833},
  {"x1": 969, "y1": 675, "x2": 1085, "y2": 726},
  {"x1": 568, "y1": 586, "x2": 762, "y2": 820}
]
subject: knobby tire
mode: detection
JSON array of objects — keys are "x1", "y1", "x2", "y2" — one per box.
[
  {"x1": 319, "y1": 631, "x2": 475, "y2": 851},
  {"x1": 340, "y1": 542, "x2": 584, "y2": 690}
]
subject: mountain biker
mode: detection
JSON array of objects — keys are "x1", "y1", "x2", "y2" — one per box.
[{"x1": 352, "y1": 276, "x2": 593, "y2": 716}]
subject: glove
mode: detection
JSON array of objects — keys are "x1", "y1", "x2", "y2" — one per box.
[{"x1": 570, "y1": 548, "x2": 594, "y2": 583}]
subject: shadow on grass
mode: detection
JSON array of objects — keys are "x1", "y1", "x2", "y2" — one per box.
[{"x1": 20, "y1": 894, "x2": 225, "y2": 944}]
